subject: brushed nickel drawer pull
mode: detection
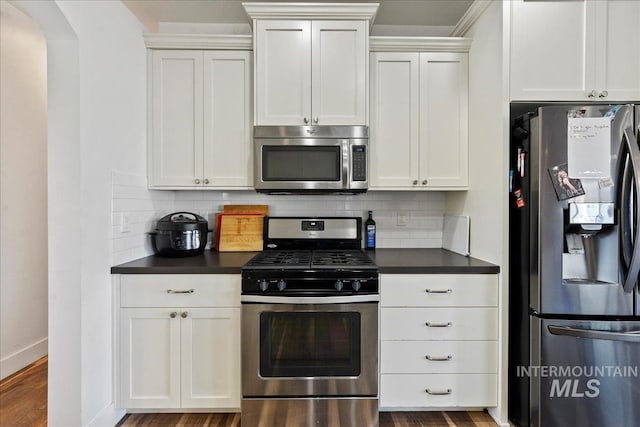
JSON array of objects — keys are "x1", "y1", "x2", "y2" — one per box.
[
  {"x1": 166, "y1": 289, "x2": 195, "y2": 294},
  {"x1": 425, "y1": 289, "x2": 452, "y2": 294},
  {"x1": 425, "y1": 321, "x2": 452, "y2": 327},
  {"x1": 170, "y1": 312, "x2": 177, "y2": 318},
  {"x1": 426, "y1": 388, "x2": 452, "y2": 395},
  {"x1": 426, "y1": 355, "x2": 453, "y2": 361},
  {"x1": 181, "y1": 311, "x2": 188, "y2": 318}
]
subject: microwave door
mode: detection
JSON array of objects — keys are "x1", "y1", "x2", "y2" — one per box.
[{"x1": 255, "y1": 139, "x2": 344, "y2": 192}]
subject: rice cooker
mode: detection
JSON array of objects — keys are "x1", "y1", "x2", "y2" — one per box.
[{"x1": 152, "y1": 212, "x2": 209, "y2": 257}]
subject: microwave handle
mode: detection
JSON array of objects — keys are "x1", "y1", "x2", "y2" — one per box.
[{"x1": 342, "y1": 139, "x2": 351, "y2": 189}]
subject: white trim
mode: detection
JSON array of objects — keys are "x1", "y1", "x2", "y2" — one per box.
[
  {"x1": 87, "y1": 402, "x2": 126, "y2": 427},
  {"x1": 450, "y1": 0, "x2": 493, "y2": 37},
  {"x1": 369, "y1": 36, "x2": 471, "y2": 52},
  {"x1": 144, "y1": 34, "x2": 252, "y2": 50},
  {"x1": 242, "y1": 2, "x2": 379, "y2": 29},
  {"x1": 0, "y1": 338, "x2": 48, "y2": 380}
]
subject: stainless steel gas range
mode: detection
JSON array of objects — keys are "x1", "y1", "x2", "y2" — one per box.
[{"x1": 241, "y1": 217, "x2": 379, "y2": 427}]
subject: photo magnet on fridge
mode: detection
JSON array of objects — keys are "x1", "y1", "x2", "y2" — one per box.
[{"x1": 549, "y1": 163, "x2": 585, "y2": 201}]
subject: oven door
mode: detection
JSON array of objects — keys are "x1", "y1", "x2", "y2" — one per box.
[{"x1": 241, "y1": 296, "x2": 378, "y2": 398}]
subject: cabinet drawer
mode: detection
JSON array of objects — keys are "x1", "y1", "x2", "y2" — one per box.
[
  {"x1": 380, "y1": 373, "x2": 497, "y2": 408},
  {"x1": 381, "y1": 274, "x2": 497, "y2": 307},
  {"x1": 120, "y1": 274, "x2": 240, "y2": 308},
  {"x1": 381, "y1": 340, "x2": 497, "y2": 374},
  {"x1": 381, "y1": 307, "x2": 497, "y2": 341}
]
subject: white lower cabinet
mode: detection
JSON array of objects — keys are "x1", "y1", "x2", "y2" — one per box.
[
  {"x1": 381, "y1": 374, "x2": 497, "y2": 408},
  {"x1": 380, "y1": 274, "x2": 498, "y2": 409},
  {"x1": 116, "y1": 274, "x2": 241, "y2": 410}
]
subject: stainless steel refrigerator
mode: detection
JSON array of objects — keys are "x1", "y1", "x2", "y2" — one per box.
[{"x1": 509, "y1": 104, "x2": 640, "y2": 427}]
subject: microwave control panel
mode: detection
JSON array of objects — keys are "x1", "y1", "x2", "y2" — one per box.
[{"x1": 352, "y1": 146, "x2": 367, "y2": 182}]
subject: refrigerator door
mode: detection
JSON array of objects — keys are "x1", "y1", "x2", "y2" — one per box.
[
  {"x1": 530, "y1": 105, "x2": 635, "y2": 316},
  {"x1": 531, "y1": 317, "x2": 640, "y2": 427}
]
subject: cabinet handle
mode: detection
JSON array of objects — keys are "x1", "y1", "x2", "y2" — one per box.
[
  {"x1": 166, "y1": 289, "x2": 195, "y2": 294},
  {"x1": 303, "y1": 117, "x2": 309, "y2": 124},
  {"x1": 426, "y1": 388, "x2": 452, "y2": 395},
  {"x1": 426, "y1": 355, "x2": 453, "y2": 361},
  {"x1": 194, "y1": 178, "x2": 201, "y2": 184},
  {"x1": 170, "y1": 312, "x2": 177, "y2": 319},
  {"x1": 587, "y1": 90, "x2": 597, "y2": 99},
  {"x1": 425, "y1": 321, "x2": 453, "y2": 328},
  {"x1": 313, "y1": 117, "x2": 319, "y2": 124},
  {"x1": 203, "y1": 178, "x2": 210, "y2": 184},
  {"x1": 598, "y1": 90, "x2": 609, "y2": 99},
  {"x1": 422, "y1": 180, "x2": 427, "y2": 185},
  {"x1": 181, "y1": 311, "x2": 188, "y2": 319},
  {"x1": 412, "y1": 180, "x2": 418, "y2": 185},
  {"x1": 425, "y1": 289, "x2": 452, "y2": 294}
]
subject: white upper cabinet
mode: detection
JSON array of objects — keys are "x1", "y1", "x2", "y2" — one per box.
[
  {"x1": 370, "y1": 51, "x2": 468, "y2": 190},
  {"x1": 510, "y1": 0, "x2": 640, "y2": 101},
  {"x1": 419, "y1": 53, "x2": 468, "y2": 188},
  {"x1": 370, "y1": 53, "x2": 420, "y2": 188},
  {"x1": 150, "y1": 50, "x2": 204, "y2": 187},
  {"x1": 149, "y1": 49, "x2": 252, "y2": 189},
  {"x1": 254, "y1": 20, "x2": 368, "y2": 125}
]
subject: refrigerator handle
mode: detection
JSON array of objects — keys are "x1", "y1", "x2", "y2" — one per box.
[
  {"x1": 548, "y1": 325, "x2": 640, "y2": 343},
  {"x1": 616, "y1": 127, "x2": 640, "y2": 293}
]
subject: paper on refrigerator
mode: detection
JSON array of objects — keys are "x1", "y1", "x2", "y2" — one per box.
[{"x1": 567, "y1": 117, "x2": 611, "y2": 179}]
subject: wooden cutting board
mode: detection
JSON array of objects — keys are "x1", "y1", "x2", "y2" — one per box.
[
  {"x1": 216, "y1": 213, "x2": 264, "y2": 252},
  {"x1": 223, "y1": 204, "x2": 269, "y2": 215}
]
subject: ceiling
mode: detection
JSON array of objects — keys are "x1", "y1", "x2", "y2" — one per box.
[{"x1": 123, "y1": 0, "x2": 474, "y2": 33}]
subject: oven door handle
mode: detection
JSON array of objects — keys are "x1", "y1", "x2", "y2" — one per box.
[{"x1": 241, "y1": 294, "x2": 380, "y2": 304}]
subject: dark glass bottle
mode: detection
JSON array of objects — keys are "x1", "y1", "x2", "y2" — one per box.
[{"x1": 365, "y1": 210, "x2": 376, "y2": 250}]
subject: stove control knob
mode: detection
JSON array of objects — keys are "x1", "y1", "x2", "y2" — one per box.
[
  {"x1": 352, "y1": 280, "x2": 362, "y2": 292},
  {"x1": 259, "y1": 280, "x2": 269, "y2": 292},
  {"x1": 334, "y1": 280, "x2": 344, "y2": 291},
  {"x1": 277, "y1": 280, "x2": 287, "y2": 291}
]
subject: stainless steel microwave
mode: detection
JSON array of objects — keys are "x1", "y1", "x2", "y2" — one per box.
[{"x1": 254, "y1": 126, "x2": 369, "y2": 194}]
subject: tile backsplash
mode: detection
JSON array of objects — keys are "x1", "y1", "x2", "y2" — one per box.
[{"x1": 111, "y1": 172, "x2": 446, "y2": 264}]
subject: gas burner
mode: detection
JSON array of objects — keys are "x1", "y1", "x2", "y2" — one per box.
[
  {"x1": 243, "y1": 250, "x2": 311, "y2": 270},
  {"x1": 311, "y1": 250, "x2": 377, "y2": 269}
]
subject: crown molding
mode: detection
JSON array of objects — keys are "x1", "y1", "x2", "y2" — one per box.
[
  {"x1": 450, "y1": 0, "x2": 493, "y2": 37},
  {"x1": 369, "y1": 36, "x2": 472, "y2": 53},
  {"x1": 144, "y1": 34, "x2": 253, "y2": 50},
  {"x1": 242, "y1": 2, "x2": 379, "y2": 29}
]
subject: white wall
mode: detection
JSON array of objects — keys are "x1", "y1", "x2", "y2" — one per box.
[
  {"x1": 446, "y1": 1, "x2": 509, "y2": 425},
  {"x1": 111, "y1": 172, "x2": 448, "y2": 264},
  {"x1": 0, "y1": 1, "x2": 48, "y2": 380},
  {"x1": 17, "y1": 0, "x2": 147, "y2": 425}
]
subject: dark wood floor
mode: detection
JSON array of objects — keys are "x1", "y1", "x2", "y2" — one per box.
[
  {"x1": 0, "y1": 358, "x2": 497, "y2": 427},
  {"x1": 0, "y1": 356, "x2": 47, "y2": 427},
  {"x1": 119, "y1": 411, "x2": 497, "y2": 426}
]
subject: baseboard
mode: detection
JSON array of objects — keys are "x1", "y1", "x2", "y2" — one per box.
[
  {"x1": 0, "y1": 337, "x2": 48, "y2": 380},
  {"x1": 88, "y1": 402, "x2": 126, "y2": 427}
]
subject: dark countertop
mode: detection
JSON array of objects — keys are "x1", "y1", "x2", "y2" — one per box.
[
  {"x1": 366, "y1": 248, "x2": 499, "y2": 274},
  {"x1": 111, "y1": 250, "x2": 259, "y2": 274},
  {"x1": 111, "y1": 248, "x2": 499, "y2": 275}
]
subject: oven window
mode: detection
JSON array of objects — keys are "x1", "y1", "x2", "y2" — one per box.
[
  {"x1": 260, "y1": 312, "x2": 361, "y2": 377},
  {"x1": 262, "y1": 146, "x2": 341, "y2": 181}
]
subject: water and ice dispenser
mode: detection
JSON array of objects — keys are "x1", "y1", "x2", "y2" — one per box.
[{"x1": 563, "y1": 202, "x2": 617, "y2": 284}]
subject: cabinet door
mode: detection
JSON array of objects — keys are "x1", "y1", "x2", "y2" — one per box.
[
  {"x1": 510, "y1": 0, "x2": 593, "y2": 101},
  {"x1": 594, "y1": 0, "x2": 640, "y2": 100},
  {"x1": 119, "y1": 308, "x2": 181, "y2": 408},
  {"x1": 203, "y1": 51, "x2": 253, "y2": 188},
  {"x1": 369, "y1": 53, "x2": 420, "y2": 188},
  {"x1": 419, "y1": 53, "x2": 468, "y2": 188},
  {"x1": 311, "y1": 21, "x2": 367, "y2": 125},
  {"x1": 255, "y1": 20, "x2": 311, "y2": 125},
  {"x1": 150, "y1": 50, "x2": 204, "y2": 187},
  {"x1": 180, "y1": 308, "x2": 241, "y2": 409}
]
